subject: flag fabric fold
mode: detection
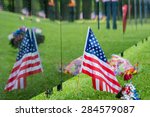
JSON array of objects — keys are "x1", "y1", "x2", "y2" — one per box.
[
  {"x1": 5, "y1": 28, "x2": 43, "y2": 91},
  {"x1": 81, "y1": 27, "x2": 121, "y2": 94}
]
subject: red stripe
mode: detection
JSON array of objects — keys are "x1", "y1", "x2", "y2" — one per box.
[
  {"x1": 17, "y1": 69, "x2": 42, "y2": 81},
  {"x1": 7, "y1": 62, "x2": 41, "y2": 83},
  {"x1": 82, "y1": 69, "x2": 120, "y2": 94},
  {"x1": 92, "y1": 78, "x2": 96, "y2": 89},
  {"x1": 100, "y1": 80, "x2": 103, "y2": 91},
  {"x1": 84, "y1": 55, "x2": 115, "y2": 76},
  {"x1": 83, "y1": 62, "x2": 120, "y2": 87},
  {"x1": 11, "y1": 54, "x2": 39, "y2": 73},
  {"x1": 106, "y1": 84, "x2": 109, "y2": 92},
  {"x1": 5, "y1": 85, "x2": 14, "y2": 91}
]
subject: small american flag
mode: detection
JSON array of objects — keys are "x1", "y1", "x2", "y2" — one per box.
[
  {"x1": 81, "y1": 28, "x2": 121, "y2": 94},
  {"x1": 5, "y1": 29, "x2": 43, "y2": 91}
]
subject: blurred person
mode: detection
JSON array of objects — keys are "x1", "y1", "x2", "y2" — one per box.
[
  {"x1": 102, "y1": 0, "x2": 111, "y2": 29},
  {"x1": 102, "y1": 0, "x2": 118, "y2": 29},
  {"x1": 68, "y1": 0, "x2": 76, "y2": 22},
  {"x1": 48, "y1": 0, "x2": 55, "y2": 20},
  {"x1": 111, "y1": 0, "x2": 118, "y2": 29}
]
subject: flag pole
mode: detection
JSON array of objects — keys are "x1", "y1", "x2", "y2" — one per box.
[{"x1": 57, "y1": 0, "x2": 63, "y2": 91}]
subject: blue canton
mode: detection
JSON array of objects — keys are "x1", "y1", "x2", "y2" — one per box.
[
  {"x1": 17, "y1": 29, "x2": 37, "y2": 61},
  {"x1": 85, "y1": 28, "x2": 107, "y2": 62}
]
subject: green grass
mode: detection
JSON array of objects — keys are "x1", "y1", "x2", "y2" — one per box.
[
  {"x1": 0, "y1": 11, "x2": 149, "y2": 99},
  {"x1": 32, "y1": 39, "x2": 150, "y2": 100}
]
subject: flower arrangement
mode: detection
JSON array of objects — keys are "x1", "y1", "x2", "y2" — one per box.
[
  {"x1": 8, "y1": 26, "x2": 45, "y2": 48},
  {"x1": 116, "y1": 83, "x2": 140, "y2": 100}
]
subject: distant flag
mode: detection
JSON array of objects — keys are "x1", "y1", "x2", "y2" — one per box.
[
  {"x1": 81, "y1": 27, "x2": 121, "y2": 94},
  {"x1": 5, "y1": 29, "x2": 43, "y2": 91},
  {"x1": 122, "y1": 4, "x2": 128, "y2": 33}
]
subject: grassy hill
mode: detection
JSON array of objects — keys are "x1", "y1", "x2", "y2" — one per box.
[{"x1": 0, "y1": 11, "x2": 149, "y2": 99}]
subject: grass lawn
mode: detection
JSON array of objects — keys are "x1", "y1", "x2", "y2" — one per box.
[
  {"x1": 0, "y1": 11, "x2": 149, "y2": 100},
  {"x1": 32, "y1": 39, "x2": 150, "y2": 100}
]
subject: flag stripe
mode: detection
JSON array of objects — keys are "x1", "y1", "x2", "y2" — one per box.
[
  {"x1": 11, "y1": 53, "x2": 39, "y2": 73},
  {"x1": 82, "y1": 68, "x2": 120, "y2": 94},
  {"x1": 7, "y1": 61, "x2": 41, "y2": 83},
  {"x1": 5, "y1": 66, "x2": 42, "y2": 89},
  {"x1": 5, "y1": 69, "x2": 42, "y2": 91},
  {"x1": 84, "y1": 53, "x2": 115, "y2": 75},
  {"x1": 82, "y1": 62, "x2": 120, "y2": 86},
  {"x1": 96, "y1": 78, "x2": 100, "y2": 90}
]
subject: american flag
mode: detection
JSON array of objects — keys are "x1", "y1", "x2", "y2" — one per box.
[
  {"x1": 5, "y1": 29, "x2": 43, "y2": 91},
  {"x1": 81, "y1": 28, "x2": 121, "y2": 94}
]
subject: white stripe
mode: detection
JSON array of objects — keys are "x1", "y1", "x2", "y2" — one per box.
[
  {"x1": 83, "y1": 58, "x2": 117, "y2": 82},
  {"x1": 103, "y1": 82, "x2": 106, "y2": 91},
  {"x1": 12, "y1": 79, "x2": 18, "y2": 90},
  {"x1": 5, "y1": 65, "x2": 41, "y2": 89},
  {"x1": 107, "y1": 85, "x2": 110, "y2": 92},
  {"x1": 9, "y1": 57, "x2": 40, "y2": 79},
  {"x1": 82, "y1": 66, "x2": 121, "y2": 91},
  {"x1": 96, "y1": 78, "x2": 100, "y2": 90},
  {"x1": 20, "y1": 78, "x2": 25, "y2": 89},
  {"x1": 84, "y1": 52, "x2": 114, "y2": 72}
]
